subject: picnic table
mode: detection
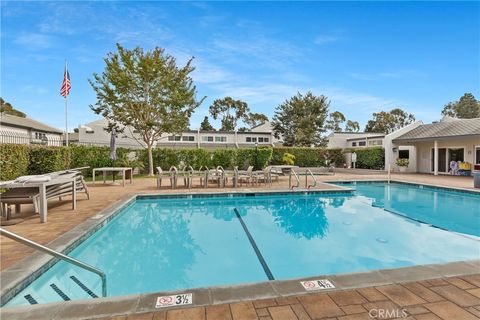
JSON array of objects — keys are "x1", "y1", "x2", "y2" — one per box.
[
  {"x1": 0, "y1": 177, "x2": 76, "y2": 223},
  {"x1": 92, "y1": 167, "x2": 133, "y2": 187}
]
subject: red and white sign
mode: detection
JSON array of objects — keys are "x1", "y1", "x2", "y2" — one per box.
[
  {"x1": 300, "y1": 279, "x2": 335, "y2": 291},
  {"x1": 155, "y1": 293, "x2": 193, "y2": 308}
]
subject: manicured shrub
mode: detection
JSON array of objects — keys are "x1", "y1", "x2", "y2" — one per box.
[
  {"x1": 69, "y1": 144, "x2": 132, "y2": 176},
  {"x1": 142, "y1": 147, "x2": 273, "y2": 171},
  {"x1": 28, "y1": 146, "x2": 71, "y2": 175},
  {"x1": 271, "y1": 147, "x2": 327, "y2": 167},
  {"x1": 353, "y1": 147, "x2": 385, "y2": 170},
  {"x1": 0, "y1": 144, "x2": 30, "y2": 180},
  {"x1": 325, "y1": 148, "x2": 345, "y2": 167}
]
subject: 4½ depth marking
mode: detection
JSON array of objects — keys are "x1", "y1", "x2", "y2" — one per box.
[
  {"x1": 300, "y1": 279, "x2": 335, "y2": 291},
  {"x1": 155, "y1": 293, "x2": 193, "y2": 308}
]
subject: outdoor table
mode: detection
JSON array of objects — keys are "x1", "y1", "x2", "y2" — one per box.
[
  {"x1": 271, "y1": 165, "x2": 300, "y2": 175},
  {"x1": 0, "y1": 177, "x2": 76, "y2": 223},
  {"x1": 92, "y1": 167, "x2": 133, "y2": 187}
]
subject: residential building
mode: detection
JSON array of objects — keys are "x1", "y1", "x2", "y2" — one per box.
[
  {"x1": 0, "y1": 113, "x2": 63, "y2": 146},
  {"x1": 327, "y1": 132, "x2": 386, "y2": 149},
  {"x1": 391, "y1": 117, "x2": 480, "y2": 175},
  {"x1": 71, "y1": 118, "x2": 280, "y2": 149}
]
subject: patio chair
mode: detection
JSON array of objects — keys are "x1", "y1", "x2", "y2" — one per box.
[
  {"x1": 223, "y1": 166, "x2": 238, "y2": 188},
  {"x1": 254, "y1": 167, "x2": 273, "y2": 186},
  {"x1": 188, "y1": 166, "x2": 208, "y2": 188},
  {"x1": 156, "y1": 167, "x2": 177, "y2": 189},
  {"x1": 236, "y1": 166, "x2": 254, "y2": 186},
  {"x1": 208, "y1": 166, "x2": 226, "y2": 187}
]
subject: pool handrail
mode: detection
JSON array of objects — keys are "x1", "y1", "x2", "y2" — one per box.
[
  {"x1": 0, "y1": 228, "x2": 107, "y2": 297},
  {"x1": 305, "y1": 169, "x2": 317, "y2": 189},
  {"x1": 289, "y1": 169, "x2": 300, "y2": 189}
]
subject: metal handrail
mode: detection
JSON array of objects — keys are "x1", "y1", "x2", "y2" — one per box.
[
  {"x1": 289, "y1": 169, "x2": 300, "y2": 189},
  {"x1": 305, "y1": 169, "x2": 317, "y2": 189},
  {"x1": 0, "y1": 228, "x2": 107, "y2": 297}
]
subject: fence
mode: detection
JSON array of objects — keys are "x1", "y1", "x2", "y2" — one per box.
[
  {"x1": 0, "y1": 132, "x2": 255, "y2": 150},
  {"x1": 0, "y1": 131, "x2": 63, "y2": 146}
]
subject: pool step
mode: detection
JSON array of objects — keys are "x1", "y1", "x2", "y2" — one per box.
[
  {"x1": 70, "y1": 275, "x2": 98, "y2": 298},
  {"x1": 24, "y1": 294, "x2": 38, "y2": 305},
  {"x1": 50, "y1": 283, "x2": 71, "y2": 301}
]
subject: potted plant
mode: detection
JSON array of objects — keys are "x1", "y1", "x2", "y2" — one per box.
[
  {"x1": 282, "y1": 152, "x2": 295, "y2": 165},
  {"x1": 396, "y1": 158, "x2": 409, "y2": 172}
]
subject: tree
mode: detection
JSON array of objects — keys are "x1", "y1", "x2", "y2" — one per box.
[
  {"x1": 89, "y1": 44, "x2": 204, "y2": 176},
  {"x1": 441, "y1": 93, "x2": 480, "y2": 119},
  {"x1": 364, "y1": 108, "x2": 415, "y2": 134},
  {"x1": 325, "y1": 111, "x2": 346, "y2": 132},
  {"x1": 345, "y1": 120, "x2": 360, "y2": 132},
  {"x1": 199, "y1": 116, "x2": 215, "y2": 131},
  {"x1": 244, "y1": 112, "x2": 268, "y2": 129},
  {"x1": 0, "y1": 98, "x2": 26, "y2": 117},
  {"x1": 209, "y1": 97, "x2": 249, "y2": 131},
  {"x1": 272, "y1": 91, "x2": 329, "y2": 146}
]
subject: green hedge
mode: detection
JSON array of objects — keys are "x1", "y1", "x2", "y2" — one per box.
[
  {"x1": 271, "y1": 147, "x2": 345, "y2": 167},
  {"x1": 28, "y1": 146, "x2": 71, "y2": 175},
  {"x1": 0, "y1": 144, "x2": 30, "y2": 180},
  {"x1": 142, "y1": 147, "x2": 273, "y2": 171},
  {"x1": 351, "y1": 147, "x2": 385, "y2": 170}
]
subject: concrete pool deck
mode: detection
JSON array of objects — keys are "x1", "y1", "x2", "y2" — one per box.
[{"x1": 0, "y1": 172, "x2": 479, "y2": 319}]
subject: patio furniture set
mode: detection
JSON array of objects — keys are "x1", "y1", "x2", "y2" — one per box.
[
  {"x1": 156, "y1": 165, "x2": 282, "y2": 189},
  {"x1": 0, "y1": 169, "x2": 90, "y2": 223}
]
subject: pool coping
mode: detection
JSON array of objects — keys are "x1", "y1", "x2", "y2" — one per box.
[{"x1": 1, "y1": 181, "x2": 479, "y2": 319}]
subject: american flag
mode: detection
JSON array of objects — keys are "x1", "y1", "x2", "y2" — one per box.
[{"x1": 60, "y1": 64, "x2": 71, "y2": 98}]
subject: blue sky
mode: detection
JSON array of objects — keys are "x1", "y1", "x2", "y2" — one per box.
[{"x1": 2, "y1": 1, "x2": 479, "y2": 131}]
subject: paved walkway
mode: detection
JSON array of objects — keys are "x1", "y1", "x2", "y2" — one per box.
[{"x1": 97, "y1": 275, "x2": 480, "y2": 320}]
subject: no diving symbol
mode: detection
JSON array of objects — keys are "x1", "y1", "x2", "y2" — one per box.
[
  {"x1": 159, "y1": 297, "x2": 173, "y2": 304},
  {"x1": 300, "y1": 279, "x2": 335, "y2": 291}
]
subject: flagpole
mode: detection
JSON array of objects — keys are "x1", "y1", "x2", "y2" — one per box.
[{"x1": 64, "y1": 60, "x2": 69, "y2": 146}]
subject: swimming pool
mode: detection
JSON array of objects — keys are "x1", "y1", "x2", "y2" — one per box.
[{"x1": 4, "y1": 182, "x2": 480, "y2": 307}]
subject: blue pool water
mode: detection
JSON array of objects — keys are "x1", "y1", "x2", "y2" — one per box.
[{"x1": 5, "y1": 182, "x2": 480, "y2": 307}]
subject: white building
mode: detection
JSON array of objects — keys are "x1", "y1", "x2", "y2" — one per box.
[
  {"x1": 70, "y1": 118, "x2": 281, "y2": 149},
  {"x1": 327, "y1": 117, "x2": 480, "y2": 174},
  {"x1": 391, "y1": 117, "x2": 480, "y2": 175},
  {"x1": 327, "y1": 132, "x2": 385, "y2": 149},
  {"x1": 0, "y1": 114, "x2": 63, "y2": 146}
]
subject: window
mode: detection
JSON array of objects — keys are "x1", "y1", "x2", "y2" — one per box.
[
  {"x1": 368, "y1": 139, "x2": 382, "y2": 146},
  {"x1": 182, "y1": 136, "x2": 194, "y2": 142},
  {"x1": 215, "y1": 136, "x2": 226, "y2": 142},
  {"x1": 358, "y1": 141, "x2": 366, "y2": 146},
  {"x1": 246, "y1": 137, "x2": 257, "y2": 143},
  {"x1": 168, "y1": 136, "x2": 181, "y2": 141},
  {"x1": 246, "y1": 137, "x2": 251, "y2": 142},
  {"x1": 352, "y1": 142, "x2": 357, "y2": 147},
  {"x1": 476, "y1": 146, "x2": 480, "y2": 165},
  {"x1": 34, "y1": 132, "x2": 46, "y2": 140},
  {"x1": 258, "y1": 137, "x2": 269, "y2": 143},
  {"x1": 202, "y1": 136, "x2": 214, "y2": 142},
  {"x1": 399, "y1": 150, "x2": 409, "y2": 159},
  {"x1": 264, "y1": 137, "x2": 269, "y2": 143}
]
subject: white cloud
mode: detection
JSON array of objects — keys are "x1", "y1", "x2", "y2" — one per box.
[
  {"x1": 314, "y1": 35, "x2": 340, "y2": 45},
  {"x1": 15, "y1": 33, "x2": 53, "y2": 49},
  {"x1": 349, "y1": 70, "x2": 426, "y2": 81}
]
